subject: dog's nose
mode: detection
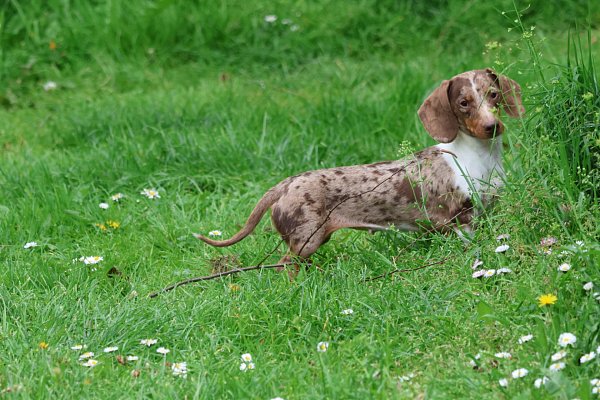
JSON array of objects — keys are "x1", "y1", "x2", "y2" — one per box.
[{"x1": 484, "y1": 122, "x2": 501, "y2": 135}]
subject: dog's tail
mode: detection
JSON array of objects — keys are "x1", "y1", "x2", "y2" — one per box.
[{"x1": 194, "y1": 184, "x2": 282, "y2": 247}]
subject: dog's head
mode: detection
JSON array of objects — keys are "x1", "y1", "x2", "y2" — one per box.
[{"x1": 418, "y1": 68, "x2": 525, "y2": 143}]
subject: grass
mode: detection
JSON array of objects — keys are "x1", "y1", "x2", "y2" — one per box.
[{"x1": 1, "y1": 1, "x2": 599, "y2": 399}]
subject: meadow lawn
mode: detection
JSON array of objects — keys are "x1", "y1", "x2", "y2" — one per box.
[{"x1": 1, "y1": 1, "x2": 599, "y2": 399}]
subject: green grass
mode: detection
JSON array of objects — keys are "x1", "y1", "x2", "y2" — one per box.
[{"x1": 1, "y1": 1, "x2": 599, "y2": 399}]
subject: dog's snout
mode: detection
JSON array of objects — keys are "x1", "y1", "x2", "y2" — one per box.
[{"x1": 484, "y1": 122, "x2": 502, "y2": 136}]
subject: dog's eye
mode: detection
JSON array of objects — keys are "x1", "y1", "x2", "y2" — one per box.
[
  {"x1": 460, "y1": 100, "x2": 469, "y2": 107},
  {"x1": 490, "y1": 92, "x2": 498, "y2": 99}
]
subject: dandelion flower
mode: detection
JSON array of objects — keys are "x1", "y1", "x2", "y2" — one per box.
[
  {"x1": 495, "y1": 244, "x2": 510, "y2": 253},
  {"x1": 264, "y1": 15, "x2": 277, "y2": 23},
  {"x1": 39, "y1": 341, "x2": 49, "y2": 350},
  {"x1": 499, "y1": 378, "x2": 509, "y2": 387},
  {"x1": 538, "y1": 294, "x2": 557, "y2": 306},
  {"x1": 241, "y1": 353, "x2": 252, "y2": 363},
  {"x1": 111, "y1": 193, "x2": 124, "y2": 201},
  {"x1": 103, "y1": 346, "x2": 118, "y2": 353},
  {"x1": 140, "y1": 339, "x2": 158, "y2": 346},
  {"x1": 79, "y1": 352, "x2": 95, "y2": 360},
  {"x1": 317, "y1": 341, "x2": 329, "y2": 353},
  {"x1": 495, "y1": 352, "x2": 512, "y2": 359},
  {"x1": 82, "y1": 256, "x2": 103, "y2": 265},
  {"x1": 583, "y1": 282, "x2": 594, "y2": 291},
  {"x1": 156, "y1": 347, "x2": 170, "y2": 355},
  {"x1": 208, "y1": 230, "x2": 222, "y2": 237},
  {"x1": 557, "y1": 263, "x2": 571, "y2": 272},
  {"x1": 341, "y1": 309, "x2": 354, "y2": 315},
  {"x1": 43, "y1": 81, "x2": 58, "y2": 91},
  {"x1": 580, "y1": 351, "x2": 596, "y2": 364},
  {"x1": 534, "y1": 376, "x2": 549, "y2": 388},
  {"x1": 483, "y1": 269, "x2": 496, "y2": 278},
  {"x1": 82, "y1": 359, "x2": 99, "y2": 367},
  {"x1": 549, "y1": 362, "x2": 565, "y2": 371},
  {"x1": 551, "y1": 350, "x2": 567, "y2": 361},
  {"x1": 126, "y1": 355, "x2": 139, "y2": 361},
  {"x1": 141, "y1": 188, "x2": 160, "y2": 199},
  {"x1": 472, "y1": 270, "x2": 486, "y2": 278},
  {"x1": 511, "y1": 368, "x2": 528, "y2": 378},
  {"x1": 557, "y1": 332, "x2": 576, "y2": 347},
  {"x1": 518, "y1": 334, "x2": 533, "y2": 344},
  {"x1": 472, "y1": 259, "x2": 484, "y2": 269},
  {"x1": 107, "y1": 220, "x2": 120, "y2": 229},
  {"x1": 23, "y1": 242, "x2": 38, "y2": 249}
]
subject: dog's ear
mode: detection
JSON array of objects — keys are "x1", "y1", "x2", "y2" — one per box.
[
  {"x1": 486, "y1": 68, "x2": 525, "y2": 118},
  {"x1": 418, "y1": 79, "x2": 459, "y2": 143}
]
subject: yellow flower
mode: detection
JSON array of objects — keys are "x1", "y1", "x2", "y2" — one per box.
[
  {"x1": 95, "y1": 223, "x2": 107, "y2": 231},
  {"x1": 107, "y1": 220, "x2": 120, "y2": 229},
  {"x1": 538, "y1": 293, "x2": 557, "y2": 306},
  {"x1": 39, "y1": 341, "x2": 49, "y2": 350}
]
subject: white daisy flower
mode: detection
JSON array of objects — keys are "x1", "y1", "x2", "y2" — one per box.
[
  {"x1": 341, "y1": 309, "x2": 354, "y2": 315},
  {"x1": 575, "y1": 240, "x2": 584, "y2": 247},
  {"x1": 156, "y1": 347, "x2": 170, "y2": 355},
  {"x1": 23, "y1": 241, "x2": 38, "y2": 249},
  {"x1": 511, "y1": 368, "x2": 528, "y2": 378},
  {"x1": 557, "y1": 263, "x2": 571, "y2": 272},
  {"x1": 591, "y1": 378, "x2": 599, "y2": 386},
  {"x1": 79, "y1": 352, "x2": 94, "y2": 360},
  {"x1": 241, "y1": 353, "x2": 252, "y2": 363},
  {"x1": 317, "y1": 341, "x2": 329, "y2": 353},
  {"x1": 126, "y1": 355, "x2": 139, "y2": 361},
  {"x1": 540, "y1": 237, "x2": 558, "y2": 247},
  {"x1": 583, "y1": 282, "x2": 594, "y2": 291},
  {"x1": 594, "y1": 387, "x2": 600, "y2": 394},
  {"x1": 239, "y1": 362, "x2": 248, "y2": 371},
  {"x1": 499, "y1": 378, "x2": 509, "y2": 387},
  {"x1": 290, "y1": 24, "x2": 299, "y2": 32},
  {"x1": 594, "y1": 292, "x2": 600, "y2": 301},
  {"x1": 495, "y1": 352, "x2": 512, "y2": 359},
  {"x1": 140, "y1": 338, "x2": 158, "y2": 346},
  {"x1": 247, "y1": 362, "x2": 255, "y2": 370},
  {"x1": 208, "y1": 230, "x2": 222, "y2": 237},
  {"x1": 264, "y1": 15, "x2": 277, "y2": 23},
  {"x1": 551, "y1": 350, "x2": 567, "y2": 361},
  {"x1": 549, "y1": 362, "x2": 565, "y2": 371},
  {"x1": 70, "y1": 344, "x2": 86, "y2": 351},
  {"x1": 140, "y1": 188, "x2": 160, "y2": 199},
  {"x1": 82, "y1": 256, "x2": 103, "y2": 265},
  {"x1": 172, "y1": 362, "x2": 187, "y2": 377},
  {"x1": 81, "y1": 359, "x2": 99, "y2": 367},
  {"x1": 495, "y1": 244, "x2": 510, "y2": 253},
  {"x1": 558, "y1": 332, "x2": 577, "y2": 347},
  {"x1": 497, "y1": 268, "x2": 513, "y2": 274},
  {"x1": 580, "y1": 351, "x2": 596, "y2": 364},
  {"x1": 99, "y1": 202, "x2": 109, "y2": 209},
  {"x1": 103, "y1": 346, "x2": 118, "y2": 353},
  {"x1": 472, "y1": 270, "x2": 486, "y2": 278},
  {"x1": 472, "y1": 259, "x2": 484, "y2": 269},
  {"x1": 518, "y1": 334, "x2": 533, "y2": 344},
  {"x1": 496, "y1": 233, "x2": 511, "y2": 241},
  {"x1": 281, "y1": 18, "x2": 292, "y2": 25},
  {"x1": 43, "y1": 81, "x2": 58, "y2": 91},
  {"x1": 483, "y1": 269, "x2": 496, "y2": 278},
  {"x1": 468, "y1": 353, "x2": 481, "y2": 367},
  {"x1": 111, "y1": 193, "x2": 125, "y2": 201},
  {"x1": 534, "y1": 376, "x2": 549, "y2": 388}
]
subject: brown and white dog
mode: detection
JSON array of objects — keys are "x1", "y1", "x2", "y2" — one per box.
[{"x1": 196, "y1": 68, "x2": 524, "y2": 267}]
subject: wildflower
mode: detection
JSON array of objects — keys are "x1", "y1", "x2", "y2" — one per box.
[
  {"x1": 538, "y1": 294, "x2": 557, "y2": 306},
  {"x1": 228, "y1": 283, "x2": 240, "y2": 291},
  {"x1": 156, "y1": 347, "x2": 170, "y2": 355},
  {"x1": 472, "y1": 270, "x2": 486, "y2": 278},
  {"x1": 534, "y1": 376, "x2": 549, "y2": 388},
  {"x1": 582, "y1": 92, "x2": 594, "y2": 101},
  {"x1": 341, "y1": 309, "x2": 354, "y2": 315},
  {"x1": 172, "y1": 362, "x2": 187, "y2": 377},
  {"x1": 82, "y1": 359, "x2": 99, "y2": 367},
  {"x1": 99, "y1": 202, "x2": 109, "y2": 209},
  {"x1": 591, "y1": 378, "x2": 600, "y2": 386},
  {"x1": 472, "y1": 259, "x2": 483, "y2": 269},
  {"x1": 317, "y1": 341, "x2": 329, "y2": 353},
  {"x1": 107, "y1": 220, "x2": 120, "y2": 229},
  {"x1": 239, "y1": 362, "x2": 247, "y2": 371},
  {"x1": 499, "y1": 378, "x2": 509, "y2": 387},
  {"x1": 79, "y1": 352, "x2": 95, "y2": 360},
  {"x1": 140, "y1": 339, "x2": 158, "y2": 346},
  {"x1": 264, "y1": 15, "x2": 277, "y2": 23},
  {"x1": 71, "y1": 344, "x2": 86, "y2": 351},
  {"x1": 208, "y1": 230, "x2": 222, "y2": 237},
  {"x1": 82, "y1": 256, "x2": 103, "y2": 265},
  {"x1": 557, "y1": 263, "x2": 571, "y2": 272},
  {"x1": 95, "y1": 223, "x2": 107, "y2": 231},
  {"x1": 580, "y1": 351, "x2": 596, "y2": 364},
  {"x1": 575, "y1": 240, "x2": 585, "y2": 247},
  {"x1": 111, "y1": 193, "x2": 124, "y2": 201},
  {"x1": 469, "y1": 353, "x2": 481, "y2": 367},
  {"x1": 549, "y1": 362, "x2": 565, "y2": 371},
  {"x1": 290, "y1": 24, "x2": 299, "y2": 32},
  {"x1": 551, "y1": 350, "x2": 567, "y2": 361},
  {"x1": 23, "y1": 242, "x2": 38, "y2": 249},
  {"x1": 247, "y1": 362, "x2": 255, "y2": 370},
  {"x1": 241, "y1": 353, "x2": 252, "y2": 363},
  {"x1": 49, "y1": 40, "x2": 57, "y2": 50},
  {"x1": 557, "y1": 332, "x2": 576, "y2": 347},
  {"x1": 518, "y1": 334, "x2": 533, "y2": 344},
  {"x1": 511, "y1": 368, "x2": 529, "y2": 378},
  {"x1": 496, "y1": 233, "x2": 510, "y2": 241},
  {"x1": 43, "y1": 81, "x2": 57, "y2": 91},
  {"x1": 594, "y1": 387, "x2": 600, "y2": 394},
  {"x1": 126, "y1": 355, "x2": 139, "y2": 361},
  {"x1": 39, "y1": 341, "x2": 49, "y2": 350},
  {"x1": 281, "y1": 18, "x2": 292, "y2": 25},
  {"x1": 141, "y1": 188, "x2": 160, "y2": 199},
  {"x1": 495, "y1": 352, "x2": 512, "y2": 359},
  {"x1": 483, "y1": 269, "x2": 496, "y2": 278},
  {"x1": 583, "y1": 282, "x2": 594, "y2": 291},
  {"x1": 497, "y1": 268, "x2": 512, "y2": 274},
  {"x1": 103, "y1": 346, "x2": 118, "y2": 353},
  {"x1": 495, "y1": 244, "x2": 510, "y2": 253},
  {"x1": 540, "y1": 237, "x2": 557, "y2": 247}
]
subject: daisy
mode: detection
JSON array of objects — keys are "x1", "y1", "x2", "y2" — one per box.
[
  {"x1": 583, "y1": 282, "x2": 594, "y2": 291},
  {"x1": 472, "y1": 270, "x2": 486, "y2": 278},
  {"x1": 549, "y1": 362, "x2": 565, "y2": 371},
  {"x1": 495, "y1": 244, "x2": 510, "y2": 253},
  {"x1": 341, "y1": 309, "x2": 354, "y2": 315},
  {"x1": 511, "y1": 368, "x2": 528, "y2": 378},
  {"x1": 497, "y1": 268, "x2": 512, "y2": 274},
  {"x1": 495, "y1": 352, "x2": 512, "y2": 359},
  {"x1": 472, "y1": 259, "x2": 484, "y2": 269},
  {"x1": 317, "y1": 341, "x2": 329, "y2": 353},
  {"x1": 23, "y1": 242, "x2": 38, "y2": 249},
  {"x1": 82, "y1": 359, "x2": 99, "y2": 367},
  {"x1": 499, "y1": 378, "x2": 509, "y2": 387},
  {"x1": 241, "y1": 353, "x2": 252, "y2": 363},
  {"x1": 239, "y1": 362, "x2": 248, "y2": 371},
  {"x1": 557, "y1": 263, "x2": 571, "y2": 272},
  {"x1": 575, "y1": 240, "x2": 585, "y2": 247},
  {"x1": 483, "y1": 269, "x2": 496, "y2": 278},
  {"x1": 580, "y1": 351, "x2": 596, "y2": 364},
  {"x1": 79, "y1": 352, "x2": 94, "y2": 360},
  {"x1": 111, "y1": 193, "x2": 124, "y2": 201},
  {"x1": 469, "y1": 353, "x2": 481, "y2": 367},
  {"x1": 71, "y1": 344, "x2": 86, "y2": 351},
  {"x1": 594, "y1": 387, "x2": 600, "y2": 394},
  {"x1": 538, "y1": 293, "x2": 557, "y2": 306},
  {"x1": 591, "y1": 378, "x2": 600, "y2": 386},
  {"x1": 126, "y1": 355, "x2": 139, "y2": 361},
  {"x1": 534, "y1": 376, "x2": 549, "y2": 388},
  {"x1": 103, "y1": 346, "x2": 118, "y2": 353},
  {"x1": 518, "y1": 334, "x2": 533, "y2": 344},
  {"x1": 43, "y1": 81, "x2": 58, "y2": 91},
  {"x1": 496, "y1": 233, "x2": 511, "y2": 241},
  {"x1": 156, "y1": 347, "x2": 170, "y2": 355},
  {"x1": 141, "y1": 188, "x2": 160, "y2": 199},
  {"x1": 551, "y1": 350, "x2": 567, "y2": 361},
  {"x1": 557, "y1": 332, "x2": 576, "y2": 347},
  {"x1": 172, "y1": 362, "x2": 187, "y2": 377},
  {"x1": 281, "y1": 18, "x2": 292, "y2": 25},
  {"x1": 540, "y1": 237, "x2": 558, "y2": 247},
  {"x1": 290, "y1": 24, "x2": 299, "y2": 32},
  {"x1": 208, "y1": 230, "x2": 222, "y2": 237},
  {"x1": 82, "y1": 256, "x2": 103, "y2": 265},
  {"x1": 264, "y1": 15, "x2": 277, "y2": 23},
  {"x1": 140, "y1": 338, "x2": 158, "y2": 346},
  {"x1": 247, "y1": 362, "x2": 256, "y2": 370}
]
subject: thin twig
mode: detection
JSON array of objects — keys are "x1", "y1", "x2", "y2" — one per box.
[{"x1": 364, "y1": 255, "x2": 452, "y2": 281}]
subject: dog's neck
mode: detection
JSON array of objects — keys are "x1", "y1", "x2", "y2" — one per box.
[{"x1": 443, "y1": 130, "x2": 503, "y2": 165}]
